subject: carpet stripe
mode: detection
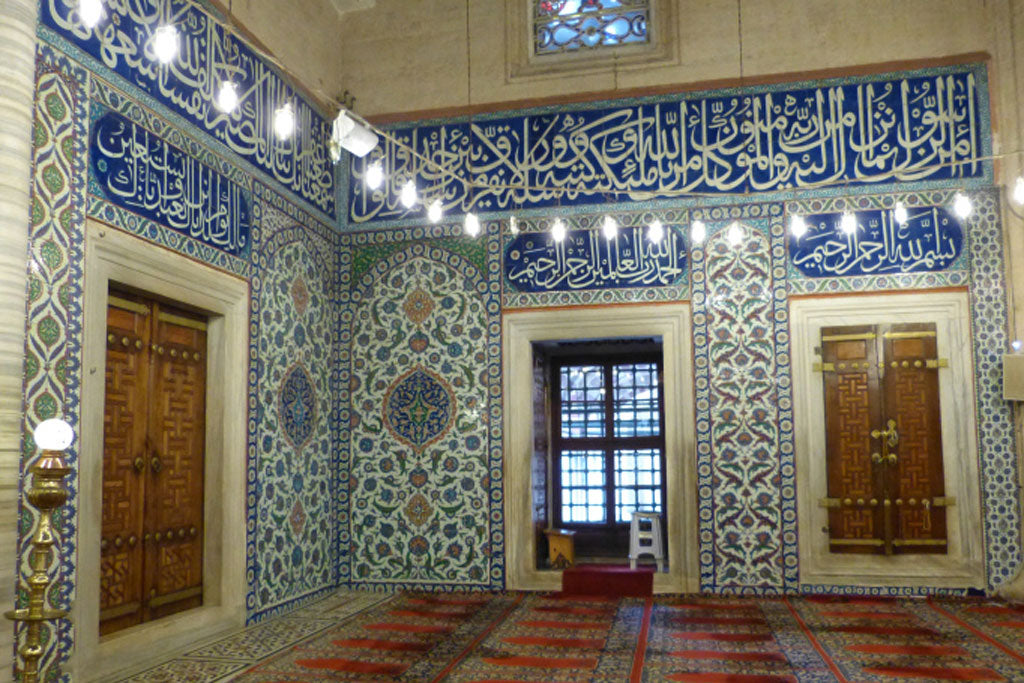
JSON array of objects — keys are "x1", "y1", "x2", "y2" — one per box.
[
  {"x1": 669, "y1": 602, "x2": 757, "y2": 611},
  {"x1": 517, "y1": 619, "x2": 609, "y2": 630},
  {"x1": 331, "y1": 637, "x2": 430, "y2": 651},
  {"x1": 992, "y1": 620, "x2": 1024, "y2": 629},
  {"x1": 482, "y1": 655, "x2": 598, "y2": 669},
  {"x1": 533, "y1": 605, "x2": 614, "y2": 615},
  {"x1": 672, "y1": 616, "x2": 767, "y2": 625},
  {"x1": 295, "y1": 657, "x2": 407, "y2": 674},
  {"x1": 966, "y1": 606, "x2": 1024, "y2": 615},
  {"x1": 629, "y1": 596, "x2": 653, "y2": 683},
  {"x1": 667, "y1": 674, "x2": 797, "y2": 683},
  {"x1": 863, "y1": 666, "x2": 1005, "y2": 680},
  {"x1": 783, "y1": 597, "x2": 853, "y2": 683},
  {"x1": 927, "y1": 597, "x2": 1024, "y2": 665},
  {"x1": 829, "y1": 625, "x2": 936, "y2": 636},
  {"x1": 427, "y1": 593, "x2": 525, "y2": 683},
  {"x1": 389, "y1": 608, "x2": 472, "y2": 619},
  {"x1": 501, "y1": 635, "x2": 605, "y2": 649},
  {"x1": 847, "y1": 643, "x2": 968, "y2": 656},
  {"x1": 407, "y1": 596, "x2": 490, "y2": 606},
  {"x1": 671, "y1": 631, "x2": 773, "y2": 642},
  {"x1": 363, "y1": 622, "x2": 452, "y2": 633},
  {"x1": 669, "y1": 650, "x2": 787, "y2": 662},
  {"x1": 819, "y1": 611, "x2": 912, "y2": 620}
]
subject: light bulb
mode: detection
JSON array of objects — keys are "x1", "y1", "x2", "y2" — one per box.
[
  {"x1": 273, "y1": 102, "x2": 296, "y2": 140},
  {"x1": 551, "y1": 218, "x2": 567, "y2": 242},
  {"x1": 400, "y1": 180, "x2": 417, "y2": 209},
  {"x1": 509, "y1": 215, "x2": 519, "y2": 235},
  {"x1": 789, "y1": 214, "x2": 807, "y2": 239},
  {"x1": 151, "y1": 24, "x2": 179, "y2": 64},
  {"x1": 1013, "y1": 177, "x2": 1024, "y2": 206},
  {"x1": 894, "y1": 201, "x2": 908, "y2": 225},
  {"x1": 648, "y1": 219, "x2": 664, "y2": 243},
  {"x1": 602, "y1": 215, "x2": 618, "y2": 240},
  {"x1": 464, "y1": 212, "x2": 481, "y2": 236},
  {"x1": 80, "y1": 0, "x2": 103, "y2": 28},
  {"x1": 428, "y1": 199, "x2": 443, "y2": 223},
  {"x1": 1013, "y1": 340, "x2": 1023, "y2": 353},
  {"x1": 839, "y1": 211, "x2": 857, "y2": 235},
  {"x1": 727, "y1": 221, "x2": 743, "y2": 247},
  {"x1": 690, "y1": 219, "x2": 706, "y2": 245},
  {"x1": 217, "y1": 81, "x2": 239, "y2": 113},
  {"x1": 953, "y1": 191, "x2": 972, "y2": 219},
  {"x1": 365, "y1": 161, "x2": 384, "y2": 190},
  {"x1": 33, "y1": 418, "x2": 74, "y2": 451}
]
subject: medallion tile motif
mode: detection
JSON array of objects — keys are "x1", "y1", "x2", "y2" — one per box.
[
  {"x1": 279, "y1": 363, "x2": 317, "y2": 450},
  {"x1": 384, "y1": 366, "x2": 455, "y2": 451}
]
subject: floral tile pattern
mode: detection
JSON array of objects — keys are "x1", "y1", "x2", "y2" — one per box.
[{"x1": 347, "y1": 240, "x2": 500, "y2": 588}]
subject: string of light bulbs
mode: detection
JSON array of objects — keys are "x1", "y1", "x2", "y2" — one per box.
[{"x1": 75, "y1": 0, "x2": 1024, "y2": 247}]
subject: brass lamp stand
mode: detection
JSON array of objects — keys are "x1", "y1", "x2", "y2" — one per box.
[{"x1": 5, "y1": 418, "x2": 74, "y2": 683}]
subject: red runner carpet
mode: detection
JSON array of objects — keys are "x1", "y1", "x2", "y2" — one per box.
[
  {"x1": 232, "y1": 592, "x2": 1024, "y2": 681},
  {"x1": 560, "y1": 563, "x2": 655, "y2": 597}
]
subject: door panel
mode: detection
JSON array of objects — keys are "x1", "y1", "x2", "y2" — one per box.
[
  {"x1": 146, "y1": 306, "x2": 206, "y2": 619},
  {"x1": 100, "y1": 297, "x2": 151, "y2": 634},
  {"x1": 819, "y1": 323, "x2": 947, "y2": 555},
  {"x1": 101, "y1": 293, "x2": 206, "y2": 635}
]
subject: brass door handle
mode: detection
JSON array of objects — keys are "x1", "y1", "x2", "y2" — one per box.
[
  {"x1": 133, "y1": 457, "x2": 145, "y2": 474},
  {"x1": 871, "y1": 452, "x2": 882, "y2": 464},
  {"x1": 151, "y1": 455, "x2": 162, "y2": 474},
  {"x1": 887, "y1": 453, "x2": 898, "y2": 465}
]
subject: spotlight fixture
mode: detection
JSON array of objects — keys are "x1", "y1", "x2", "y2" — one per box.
[
  {"x1": 839, "y1": 211, "x2": 857, "y2": 235},
  {"x1": 602, "y1": 215, "x2": 618, "y2": 240},
  {"x1": 551, "y1": 218, "x2": 567, "y2": 242},
  {"x1": 273, "y1": 102, "x2": 296, "y2": 140},
  {"x1": 329, "y1": 109, "x2": 379, "y2": 161},
  {"x1": 1014, "y1": 177, "x2": 1024, "y2": 206},
  {"x1": 727, "y1": 221, "x2": 743, "y2": 247},
  {"x1": 953, "y1": 191, "x2": 972, "y2": 219},
  {"x1": 428, "y1": 199, "x2": 444, "y2": 223},
  {"x1": 79, "y1": 0, "x2": 103, "y2": 28},
  {"x1": 152, "y1": 24, "x2": 179, "y2": 64},
  {"x1": 648, "y1": 219, "x2": 664, "y2": 243},
  {"x1": 1014, "y1": 340, "x2": 1024, "y2": 353},
  {"x1": 365, "y1": 161, "x2": 384, "y2": 190},
  {"x1": 216, "y1": 81, "x2": 239, "y2": 113},
  {"x1": 690, "y1": 219, "x2": 706, "y2": 245},
  {"x1": 509, "y1": 215, "x2": 519, "y2": 235},
  {"x1": 400, "y1": 180, "x2": 418, "y2": 209},
  {"x1": 464, "y1": 212, "x2": 481, "y2": 236},
  {"x1": 789, "y1": 214, "x2": 808, "y2": 239},
  {"x1": 894, "y1": 201, "x2": 908, "y2": 225}
]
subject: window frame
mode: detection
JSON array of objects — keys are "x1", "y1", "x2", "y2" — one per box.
[
  {"x1": 550, "y1": 350, "x2": 666, "y2": 534},
  {"x1": 505, "y1": 0, "x2": 678, "y2": 82}
]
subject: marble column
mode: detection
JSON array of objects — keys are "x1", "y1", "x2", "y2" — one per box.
[{"x1": 0, "y1": 0, "x2": 38, "y2": 675}]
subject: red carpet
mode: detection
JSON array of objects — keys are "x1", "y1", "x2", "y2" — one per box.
[
  {"x1": 561, "y1": 563, "x2": 655, "y2": 597},
  {"x1": 231, "y1": 592, "x2": 1024, "y2": 682}
]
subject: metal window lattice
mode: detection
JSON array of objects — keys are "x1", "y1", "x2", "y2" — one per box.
[
  {"x1": 613, "y1": 363, "x2": 659, "y2": 437},
  {"x1": 561, "y1": 450, "x2": 607, "y2": 522},
  {"x1": 534, "y1": 0, "x2": 650, "y2": 54},
  {"x1": 614, "y1": 448, "x2": 662, "y2": 523},
  {"x1": 561, "y1": 365, "x2": 605, "y2": 437}
]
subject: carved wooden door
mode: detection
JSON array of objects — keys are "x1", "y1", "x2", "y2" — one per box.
[
  {"x1": 819, "y1": 323, "x2": 948, "y2": 555},
  {"x1": 101, "y1": 292, "x2": 206, "y2": 635}
]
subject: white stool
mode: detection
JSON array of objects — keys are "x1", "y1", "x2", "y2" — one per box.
[{"x1": 629, "y1": 511, "x2": 665, "y2": 571}]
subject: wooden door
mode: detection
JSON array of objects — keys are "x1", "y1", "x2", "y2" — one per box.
[
  {"x1": 100, "y1": 292, "x2": 206, "y2": 635},
  {"x1": 819, "y1": 323, "x2": 948, "y2": 555}
]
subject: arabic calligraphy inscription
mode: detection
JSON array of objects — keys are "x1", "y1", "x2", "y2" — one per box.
[{"x1": 506, "y1": 224, "x2": 687, "y2": 292}]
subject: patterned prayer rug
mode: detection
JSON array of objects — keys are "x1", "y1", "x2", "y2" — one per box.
[{"x1": 234, "y1": 592, "x2": 1024, "y2": 682}]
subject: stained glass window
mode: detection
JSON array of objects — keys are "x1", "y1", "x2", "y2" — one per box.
[{"x1": 534, "y1": 0, "x2": 650, "y2": 55}]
